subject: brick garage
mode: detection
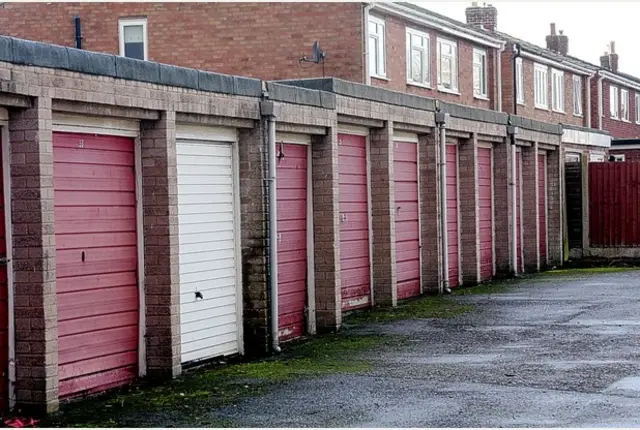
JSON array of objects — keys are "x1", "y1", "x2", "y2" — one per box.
[{"x1": 0, "y1": 35, "x2": 578, "y2": 414}]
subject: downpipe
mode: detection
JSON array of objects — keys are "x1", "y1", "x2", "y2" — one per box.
[
  {"x1": 435, "y1": 111, "x2": 451, "y2": 295},
  {"x1": 508, "y1": 126, "x2": 519, "y2": 277},
  {"x1": 260, "y1": 99, "x2": 281, "y2": 354}
]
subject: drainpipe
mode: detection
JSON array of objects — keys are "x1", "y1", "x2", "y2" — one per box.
[
  {"x1": 74, "y1": 16, "x2": 83, "y2": 49},
  {"x1": 363, "y1": 2, "x2": 374, "y2": 85},
  {"x1": 435, "y1": 111, "x2": 451, "y2": 294},
  {"x1": 512, "y1": 43, "x2": 522, "y2": 115},
  {"x1": 496, "y1": 43, "x2": 505, "y2": 112},
  {"x1": 260, "y1": 98, "x2": 282, "y2": 354},
  {"x1": 586, "y1": 73, "x2": 594, "y2": 129},
  {"x1": 597, "y1": 71, "x2": 604, "y2": 130},
  {"x1": 507, "y1": 124, "x2": 519, "y2": 275}
]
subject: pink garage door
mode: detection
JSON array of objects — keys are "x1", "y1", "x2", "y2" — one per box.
[
  {"x1": 0, "y1": 132, "x2": 7, "y2": 411},
  {"x1": 478, "y1": 147, "x2": 493, "y2": 281},
  {"x1": 276, "y1": 144, "x2": 308, "y2": 342},
  {"x1": 446, "y1": 144, "x2": 460, "y2": 288},
  {"x1": 538, "y1": 153, "x2": 547, "y2": 266},
  {"x1": 394, "y1": 140, "x2": 420, "y2": 300},
  {"x1": 338, "y1": 133, "x2": 371, "y2": 311},
  {"x1": 54, "y1": 132, "x2": 139, "y2": 398},
  {"x1": 516, "y1": 150, "x2": 523, "y2": 273}
]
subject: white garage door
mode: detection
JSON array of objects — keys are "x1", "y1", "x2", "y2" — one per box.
[{"x1": 176, "y1": 125, "x2": 243, "y2": 364}]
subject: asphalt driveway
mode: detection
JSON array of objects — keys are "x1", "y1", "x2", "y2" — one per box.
[{"x1": 213, "y1": 269, "x2": 640, "y2": 427}]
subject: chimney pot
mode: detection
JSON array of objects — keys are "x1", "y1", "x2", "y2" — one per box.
[
  {"x1": 550, "y1": 23, "x2": 556, "y2": 35},
  {"x1": 610, "y1": 41, "x2": 616, "y2": 53}
]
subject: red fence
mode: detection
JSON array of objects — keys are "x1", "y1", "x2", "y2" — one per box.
[{"x1": 589, "y1": 162, "x2": 640, "y2": 247}]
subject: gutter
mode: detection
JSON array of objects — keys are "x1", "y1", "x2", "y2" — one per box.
[
  {"x1": 496, "y1": 43, "x2": 505, "y2": 111},
  {"x1": 372, "y1": 3, "x2": 504, "y2": 48},
  {"x1": 520, "y1": 51, "x2": 595, "y2": 76},
  {"x1": 599, "y1": 69, "x2": 640, "y2": 92}
]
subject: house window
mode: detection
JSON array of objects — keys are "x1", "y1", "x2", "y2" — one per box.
[
  {"x1": 610, "y1": 85, "x2": 619, "y2": 118},
  {"x1": 406, "y1": 28, "x2": 430, "y2": 86},
  {"x1": 612, "y1": 154, "x2": 626, "y2": 162},
  {"x1": 635, "y1": 94, "x2": 640, "y2": 123},
  {"x1": 572, "y1": 75, "x2": 582, "y2": 116},
  {"x1": 473, "y1": 48, "x2": 488, "y2": 97},
  {"x1": 368, "y1": 16, "x2": 386, "y2": 78},
  {"x1": 437, "y1": 38, "x2": 458, "y2": 92},
  {"x1": 621, "y1": 89, "x2": 629, "y2": 121},
  {"x1": 516, "y1": 57, "x2": 524, "y2": 104},
  {"x1": 551, "y1": 69, "x2": 564, "y2": 112},
  {"x1": 534, "y1": 64, "x2": 549, "y2": 109},
  {"x1": 119, "y1": 18, "x2": 148, "y2": 61}
]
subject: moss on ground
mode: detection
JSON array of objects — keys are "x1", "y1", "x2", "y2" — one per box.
[
  {"x1": 42, "y1": 334, "x2": 396, "y2": 428},
  {"x1": 544, "y1": 267, "x2": 640, "y2": 275},
  {"x1": 343, "y1": 295, "x2": 473, "y2": 326}
]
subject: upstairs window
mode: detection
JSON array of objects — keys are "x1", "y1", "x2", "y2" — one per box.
[
  {"x1": 406, "y1": 28, "x2": 430, "y2": 86},
  {"x1": 534, "y1": 64, "x2": 549, "y2": 109},
  {"x1": 368, "y1": 16, "x2": 386, "y2": 78},
  {"x1": 610, "y1": 85, "x2": 619, "y2": 119},
  {"x1": 437, "y1": 38, "x2": 458, "y2": 92},
  {"x1": 516, "y1": 57, "x2": 524, "y2": 104},
  {"x1": 473, "y1": 48, "x2": 488, "y2": 98},
  {"x1": 119, "y1": 18, "x2": 148, "y2": 61},
  {"x1": 635, "y1": 94, "x2": 640, "y2": 123},
  {"x1": 572, "y1": 75, "x2": 582, "y2": 116},
  {"x1": 551, "y1": 69, "x2": 564, "y2": 112},
  {"x1": 621, "y1": 89, "x2": 629, "y2": 121}
]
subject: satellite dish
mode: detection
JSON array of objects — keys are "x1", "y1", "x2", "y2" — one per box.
[{"x1": 312, "y1": 41, "x2": 326, "y2": 63}]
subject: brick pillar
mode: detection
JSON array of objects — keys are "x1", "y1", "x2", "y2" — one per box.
[
  {"x1": 10, "y1": 97, "x2": 59, "y2": 413},
  {"x1": 370, "y1": 122, "x2": 396, "y2": 306},
  {"x1": 238, "y1": 125, "x2": 269, "y2": 356},
  {"x1": 547, "y1": 147, "x2": 562, "y2": 265},
  {"x1": 419, "y1": 132, "x2": 440, "y2": 293},
  {"x1": 140, "y1": 111, "x2": 181, "y2": 378},
  {"x1": 521, "y1": 142, "x2": 540, "y2": 272},
  {"x1": 493, "y1": 139, "x2": 514, "y2": 276},
  {"x1": 459, "y1": 135, "x2": 480, "y2": 284},
  {"x1": 312, "y1": 127, "x2": 341, "y2": 332}
]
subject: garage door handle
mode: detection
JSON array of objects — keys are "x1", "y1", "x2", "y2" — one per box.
[
  {"x1": 195, "y1": 291, "x2": 203, "y2": 300},
  {"x1": 0, "y1": 257, "x2": 8, "y2": 266},
  {"x1": 81, "y1": 251, "x2": 85, "y2": 262}
]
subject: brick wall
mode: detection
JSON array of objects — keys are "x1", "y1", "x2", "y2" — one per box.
[
  {"x1": 419, "y1": 132, "x2": 440, "y2": 293},
  {"x1": 521, "y1": 143, "x2": 540, "y2": 272},
  {"x1": 501, "y1": 50, "x2": 587, "y2": 127},
  {"x1": 458, "y1": 136, "x2": 480, "y2": 284},
  {"x1": 371, "y1": 14, "x2": 495, "y2": 110},
  {"x1": 493, "y1": 140, "x2": 513, "y2": 275},
  {"x1": 0, "y1": 2, "x2": 364, "y2": 82},
  {"x1": 599, "y1": 80, "x2": 640, "y2": 139}
]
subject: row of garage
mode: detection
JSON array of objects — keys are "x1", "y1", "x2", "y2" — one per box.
[{"x1": 0, "y1": 116, "x2": 556, "y2": 404}]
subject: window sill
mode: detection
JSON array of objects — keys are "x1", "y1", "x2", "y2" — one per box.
[
  {"x1": 371, "y1": 75, "x2": 390, "y2": 82},
  {"x1": 474, "y1": 94, "x2": 490, "y2": 101},
  {"x1": 621, "y1": 118, "x2": 631, "y2": 123},
  {"x1": 438, "y1": 86, "x2": 460, "y2": 96},
  {"x1": 610, "y1": 116, "x2": 619, "y2": 121},
  {"x1": 573, "y1": 113, "x2": 584, "y2": 118},
  {"x1": 552, "y1": 109, "x2": 566, "y2": 114},
  {"x1": 534, "y1": 105, "x2": 550, "y2": 111},
  {"x1": 517, "y1": 101, "x2": 526, "y2": 106},
  {"x1": 407, "y1": 82, "x2": 433, "y2": 90}
]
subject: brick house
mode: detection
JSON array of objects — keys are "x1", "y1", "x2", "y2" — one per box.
[{"x1": 0, "y1": 2, "x2": 508, "y2": 111}]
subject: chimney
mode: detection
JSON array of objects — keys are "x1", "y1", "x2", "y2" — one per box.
[
  {"x1": 600, "y1": 50, "x2": 611, "y2": 70},
  {"x1": 465, "y1": 3, "x2": 498, "y2": 32},
  {"x1": 545, "y1": 23, "x2": 569, "y2": 55},
  {"x1": 609, "y1": 41, "x2": 619, "y2": 73}
]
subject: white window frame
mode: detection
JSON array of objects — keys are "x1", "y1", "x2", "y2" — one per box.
[
  {"x1": 621, "y1": 88, "x2": 630, "y2": 121},
  {"x1": 368, "y1": 16, "x2": 386, "y2": 79},
  {"x1": 636, "y1": 94, "x2": 640, "y2": 124},
  {"x1": 551, "y1": 69, "x2": 564, "y2": 113},
  {"x1": 610, "y1": 85, "x2": 619, "y2": 119},
  {"x1": 572, "y1": 75, "x2": 583, "y2": 117},
  {"x1": 613, "y1": 154, "x2": 626, "y2": 162},
  {"x1": 473, "y1": 48, "x2": 488, "y2": 98},
  {"x1": 405, "y1": 28, "x2": 430, "y2": 88},
  {"x1": 534, "y1": 63, "x2": 549, "y2": 109},
  {"x1": 437, "y1": 37, "x2": 459, "y2": 93},
  {"x1": 118, "y1": 18, "x2": 148, "y2": 61},
  {"x1": 516, "y1": 57, "x2": 524, "y2": 105}
]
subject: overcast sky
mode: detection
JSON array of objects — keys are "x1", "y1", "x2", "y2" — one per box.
[{"x1": 414, "y1": 1, "x2": 640, "y2": 76}]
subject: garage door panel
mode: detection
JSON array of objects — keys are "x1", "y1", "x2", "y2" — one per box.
[
  {"x1": 54, "y1": 147, "x2": 134, "y2": 167},
  {"x1": 58, "y1": 311, "x2": 138, "y2": 338},
  {"x1": 57, "y1": 272, "x2": 136, "y2": 294},
  {"x1": 57, "y1": 253, "x2": 137, "y2": 278},
  {"x1": 59, "y1": 351, "x2": 136, "y2": 382},
  {"x1": 180, "y1": 311, "x2": 236, "y2": 335},
  {"x1": 516, "y1": 152, "x2": 523, "y2": 272},
  {"x1": 55, "y1": 206, "x2": 135, "y2": 222},
  {"x1": 55, "y1": 190, "x2": 135, "y2": 207},
  {"x1": 53, "y1": 133, "x2": 134, "y2": 151},
  {"x1": 178, "y1": 248, "x2": 235, "y2": 265},
  {"x1": 59, "y1": 327, "x2": 138, "y2": 364},
  {"x1": 0, "y1": 131, "x2": 6, "y2": 409},
  {"x1": 182, "y1": 333, "x2": 238, "y2": 360},
  {"x1": 538, "y1": 154, "x2": 547, "y2": 265},
  {"x1": 177, "y1": 174, "x2": 233, "y2": 187},
  {"x1": 177, "y1": 164, "x2": 232, "y2": 177},
  {"x1": 478, "y1": 147, "x2": 493, "y2": 281},
  {"x1": 177, "y1": 143, "x2": 232, "y2": 157},
  {"x1": 180, "y1": 294, "x2": 237, "y2": 319},
  {"x1": 57, "y1": 232, "x2": 137, "y2": 250},
  {"x1": 59, "y1": 367, "x2": 137, "y2": 399},
  {"x1": 446, "y1": 145, "x2": 460, "y2": 287},
  {"x1": 339, "y1": 182, "x2": 368, "y2": 198},
  {"x1": 180, "y1": 267, "x2": 235, "y2": 285},
  {"x1": 181, "y1": 320, "x2": 238, "y2": 344}
]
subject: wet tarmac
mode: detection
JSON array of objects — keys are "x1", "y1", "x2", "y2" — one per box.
[{"x1": 215, "y1": 270, "x2": 640, "y2": 427}]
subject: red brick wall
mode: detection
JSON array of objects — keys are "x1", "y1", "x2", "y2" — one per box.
[
  {"x1": 501, "y1": 49, "x2": 586, "y2": 127},
  {"x1": 599, "y1": 80, "x2": 640, "y2": 139},
  {"x1": 0, "y1": 2, "x2": 364, "y2": 82},
  {"x1": 609, "y1": 148, "x2": 640, "y2": 161},
  {"x1": 371, "y1": 14, "x2": 495, "y2": 110}
]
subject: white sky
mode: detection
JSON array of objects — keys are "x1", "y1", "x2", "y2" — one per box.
[{"x1": 413, "y1": 1, "x2": 640, "y2": 76}]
